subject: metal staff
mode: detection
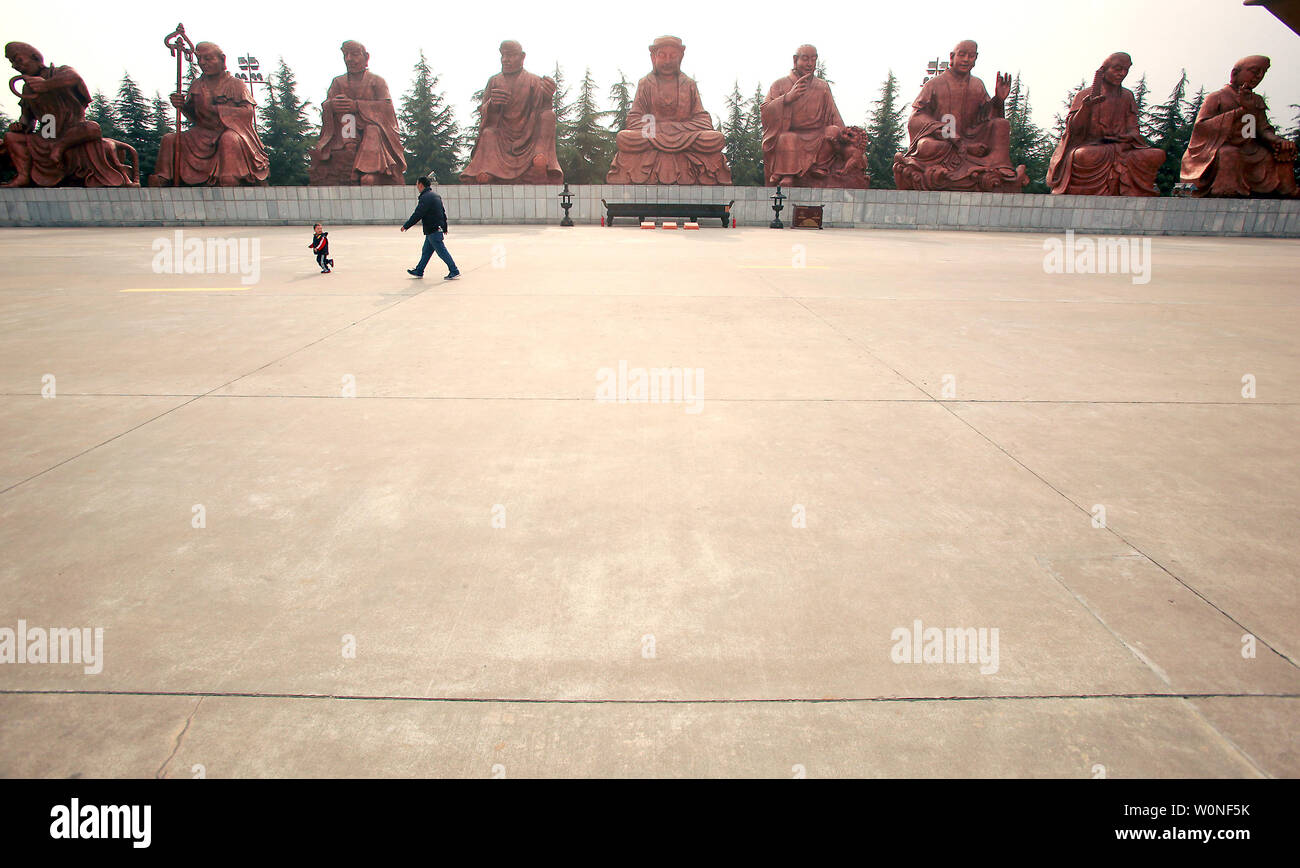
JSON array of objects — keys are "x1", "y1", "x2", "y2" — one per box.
[{"x1": 163, "y1": 23, "x2": 195, "y2": 187}]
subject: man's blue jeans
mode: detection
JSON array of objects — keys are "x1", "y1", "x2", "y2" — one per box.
[{"x1": 414, "y1": 231, "x2": 458, "y2": 277}]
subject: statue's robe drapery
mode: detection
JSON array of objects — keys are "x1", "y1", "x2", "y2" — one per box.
[
  {"x1": 1048, "y1": 85, "x2": 1164, "y2": 196},
  {"x1": 893, "y1": 70, "x2": 1026, "y2": 192},
  {"x1": 1180, "y1": 84, "x2": 1297, "y2": 197},
  {"x1": 9, "y1": 65, "x2": 135, "y2": 187},
  {"x1": 760, "y1": 73, "x2": 844, "y2": 186},
  {"x1": 310, "y1": 70, "x2": 406, "y2": 185},
  {"x1": 153, "y1": 72, "x2": 269, "y2": 185},
  {"x1": 606, "y1": 72, "x2": 731, "y2": 185},
  {"x1": 461, "y1": 69, "x2": 562, "y2": 184}
]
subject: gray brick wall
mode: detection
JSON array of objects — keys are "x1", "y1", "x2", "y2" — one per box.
[{"x1": 1, "y1": 185, "x2": 1297, "y2": 236}]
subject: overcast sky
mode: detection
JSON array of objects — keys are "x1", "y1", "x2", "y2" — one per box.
[{"x1": 5, "y1": 0, "x2": 1298, "y2": 137}]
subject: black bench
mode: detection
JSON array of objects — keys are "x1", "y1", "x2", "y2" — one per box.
[{"x1": 601, "y1": 199, "x2": 734, "y2": 227}]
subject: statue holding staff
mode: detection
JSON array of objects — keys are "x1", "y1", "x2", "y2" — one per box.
[{"x1": 150, "y1": 38, "x2": 269, "y2": 186}]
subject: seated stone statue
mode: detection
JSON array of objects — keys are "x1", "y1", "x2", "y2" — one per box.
[
  {"x1": 893, "y1": 40, "x2": 1027, "y2": 193},
  {"x1": 150, "y1": 41, "x2": 269, "y2": 186},
  {"x1": 3, "y1": 41, "x2": 137, "y2": 187},
  {"x1": 1181, "y1": 55, "x2": 1297, "y2": 198},
  {"x1": 760, "y1": 44, "x2": 868, "y2": 188},
  {"x1": 310, "y1": 41, "x2": 406, "y2": 185},
  {"x1": 1049, "y1": 53, "x2": 1165, "y2": 196},
  {"x1": 606, "y1": 36, "x2": 731, "y2": 185},
  {"x1": 461, "y1": 40, "x2": 562, "y2": 184}
]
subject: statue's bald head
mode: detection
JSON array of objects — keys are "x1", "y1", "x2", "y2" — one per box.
[
  {"x1": 649, "y1": 35, "x2": 684, "y2": 54},
  {"x1": 1230, "y1": 55, "x2": 1270, "y2": 89},
  {"x1": 1098, "y1": 52, "x2": 1133, "y2": 87},
  {"x1": 649, "y1": 35, "x2": 685, "y2": 75},
  {"x1": 341, "y1": 40, "x2": 369, "y2": 73},
  {"x1": 950, "y1": 40, "x2": 978, "y2": 74},
  {"x1": 4, "y1": 41, "x2": 41, "y2": 65},
  {"x1": 500, "y1": 40, "x2": 523, "y2": 54},
  {"x1": 194, "y1": 41, "x2": 226, "y2": 76},
  {"x1": 792, "y1": 44, "x2": 818, "y2": 76}
]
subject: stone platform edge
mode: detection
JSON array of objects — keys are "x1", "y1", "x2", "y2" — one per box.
[{"x1": 1, "y1": 185, "x2": 1298, "y2": 236}]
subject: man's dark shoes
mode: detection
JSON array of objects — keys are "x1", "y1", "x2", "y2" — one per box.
[
  {"x1": 407, "y1": 269, "x2": 423, "y2": 278},
  {"x1": 444, "y1": 272, "x2": 461, "y2": 281}
]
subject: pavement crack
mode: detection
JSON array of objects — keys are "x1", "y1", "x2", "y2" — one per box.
[
  {"x1": 5, "y1": 688, "x2": 1296, "y2": 705},
  {"x1": 155, "y1": 696, "x2": 203, "y2": 779}
]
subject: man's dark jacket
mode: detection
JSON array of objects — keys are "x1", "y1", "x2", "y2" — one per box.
[{"x1": 403, "y1": 188, "x2": 449, "y2": 235}]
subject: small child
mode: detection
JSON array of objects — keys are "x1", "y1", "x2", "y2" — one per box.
[{"x1": 309, "y1": 223, "x2": 334, "y2": 273}]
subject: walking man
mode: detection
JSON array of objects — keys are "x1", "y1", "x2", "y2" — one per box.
[{"x1": 401, "y1": 176, "x2": 460, "y2": 279}]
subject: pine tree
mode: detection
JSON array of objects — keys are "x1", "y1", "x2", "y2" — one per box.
[
  {"x1": 740, "y1": 83, "x2": 766, "y2": 186},
  {"x1": 815, "y1": 60, "x2": 833, "y2": 87},
  {"x1": 87, "y1": 90, "x2": 120, "y2": 140},
  {"x1": 1051, "y1": 79, "x2": 1085, "y2": 142},
  {"x1": 549, "y1": 63, "x2": 573, "y2": 178},
  {"x1": 1005, "y1": 75, "x2": 1051, "y2": 193},
  {"x1": 722, "y1": 81, "x2": 761, "y2": 186},
  {"x1": 562, "y1": 68, "x2": 614, "y2": 184},
  {"x1": 1149, "y1": 71, "x2": 1189, "y2": 195},
  {"x1": 0, "y1": 108, "x2": 13, "y2": 183},
  {"x1": 148, "y1": 93, "x2": 170, "y2": 174},
  {"x1": 608, "y1": 71, "x2": 632, "y2": 133},
  {"x1": 866, "y1": 70, "x2": 906, "y2": 189},
  {"x1": 1130, "y1": 73, "x2": 1152, "y2": 140},
  {"x1": 1185, "y1": 86, "x2": 1206, "y2": 131},
  {"x1": 399, "y1": 50, "x2": 462, "y2": 183},
  {"x1": 258, "y1": 58, "x2": 316, "y2": 186},
  {"x1": 1289, "y1": 104, "x2": 1300, "y2": 188},
  {"x1": 114, "y1": 74, "x2": 158, "y2": 179}
]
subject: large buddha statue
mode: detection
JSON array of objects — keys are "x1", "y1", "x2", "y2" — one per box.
[
  {"x1": 3, "y1": 41, "x2": 137, "y2": 187},
  {"x1": 461, "y1": 40, "x2": 562, "y2": 184},
  {"x1": 893, "y1": 40, "x2": 1027, "y2": 193},
  {"x1": 760, "y1": 44, "x2": 868, "y2": 188},
  {"x1": 310, "y1": 40, "x2": 406, "y2": 185},
  {"x1": 606, "y1": 35, "x2": 731, "y2": 185},
  {"x1": 149, "y1": 41, "x2": 269, "y2": 186},
  {"x1": 1049, "y1": 52, "x2": 1165, "y2": 196},
  {"x1": 1180, "y1": 55, "x2": 1297, "y2": 198}
]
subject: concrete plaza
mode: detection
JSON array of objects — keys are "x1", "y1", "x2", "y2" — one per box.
[{"x1": 0, "y1": 224, "x2": 1295, "y2": 778}]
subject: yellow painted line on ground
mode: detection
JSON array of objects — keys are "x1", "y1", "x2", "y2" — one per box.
[{"x1": 120, "y1": 287, "x2": 253, "y2": 292}]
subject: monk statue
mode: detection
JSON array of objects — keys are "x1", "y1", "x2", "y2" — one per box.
[
  {"x1": 461, "y1": 40, "x2": 562, "y2": 184},
  {"x1": 1049, "y1": 53, "x2": 1165, "y2": 196},
  {"x1": 893, "y1": 40, "x2": 1028, "y2": 193},
  {"x1": 149, "y1": 41, "x2": 269, "y2": 186},
  {"x1": 760, "y1": 45, "x2": 869, "y2": 188},
  {"x1": 3, "y1": 41, "x2": 137, "y2": 187},
  {"x1": 1180, "y1": 55, "x2": 1297, "y2": 198},
  {"x1": 606, "y1": 36, "x2": 731, "y2": 185},
  {"x1": 309, "y1": 41, "x2": 406, "y2": 185}
]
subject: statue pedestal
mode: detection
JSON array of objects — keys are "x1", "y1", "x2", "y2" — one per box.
[{"x1": 2, "y1": 186, "x2": 1298, "y2": 237}]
